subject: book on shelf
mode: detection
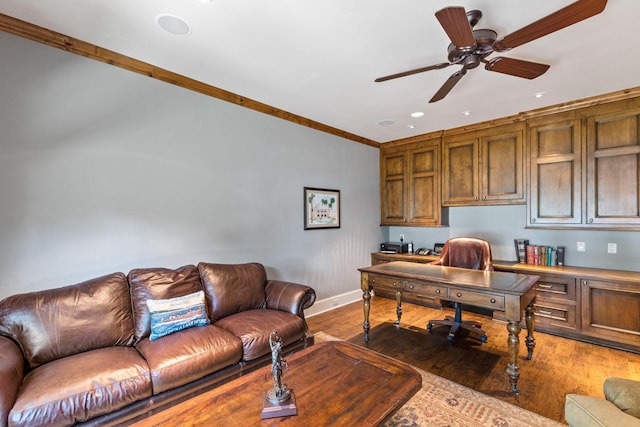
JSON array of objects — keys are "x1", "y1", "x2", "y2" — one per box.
[{"x1": 514, "y1": 239, "x2": 529, "y2": 263}]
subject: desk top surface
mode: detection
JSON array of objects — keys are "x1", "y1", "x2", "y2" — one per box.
[{"x1": 360, "y1": 261, "x2": 539, "y2": 295}]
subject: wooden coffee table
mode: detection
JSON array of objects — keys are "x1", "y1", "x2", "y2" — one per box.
[{"x1": 131, "y1": 340, "x2": 421, "y2": 426}]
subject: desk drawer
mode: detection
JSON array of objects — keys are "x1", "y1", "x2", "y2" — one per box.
[
  {"x1": 368, "y1": 275, "x2": 402, "y2": 291},
  {"x1": 403, "y1": 280, "x2": 447, "y2": 299},
  {"x1": 448, "y1": 288, "x2": 505, "y2": 311}
]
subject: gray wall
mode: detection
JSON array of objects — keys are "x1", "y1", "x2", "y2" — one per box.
[
  {"x1": 385, "y1": 205, "x2": 640, "y2": 272},
  {"x1": 0, "y1": 32, "x2": 383, "y2": 301}
]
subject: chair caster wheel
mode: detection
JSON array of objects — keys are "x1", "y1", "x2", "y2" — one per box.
[
  {"x1": 427, "y1": 323, "x2": 433, "y2": 331},
  {"x1": 480, "y1": 336, "x2": 488, "y2": 343},
  {"x1": 447, "y1": 335, "x2": 454, "y2": 343}
]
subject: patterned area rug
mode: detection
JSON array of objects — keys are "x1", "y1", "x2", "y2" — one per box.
[{"x1": 314, "y1": 332, "x2": 565, "y2": 427}]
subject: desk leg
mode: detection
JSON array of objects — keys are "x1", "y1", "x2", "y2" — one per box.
[
  {"x1": 362, "y1": 289, "x2": 371, "y2": 342},
  {"x1": 394, "y1": 290, "x2": 402, "y2": 325},
  {"x1": 506, "y1": 321, "x2": 522, "y2": 395},
  {"x1": 525, "y1": 303, "x2": 536, "y2": 360}
]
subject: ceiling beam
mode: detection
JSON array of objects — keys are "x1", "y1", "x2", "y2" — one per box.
[{"x1": 0, "y1": 13, "x2": 380, "y2": 149}]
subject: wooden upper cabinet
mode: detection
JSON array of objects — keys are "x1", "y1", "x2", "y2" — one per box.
[
  {"x1": 528, "y1": 115, "x2": 583, "y2": 227},
  {"x1": 442, "y1": 123, "x2": 524, "y2": 206},
  {"x1": 586, "y1": 108, "x2": 640, "y2": 226},
  {"x1": 380, "y1": 148, "x2": 407, "y2": 225},
  {"x1": 380, "y1": 137, "x2": 447, "y2": 226}
]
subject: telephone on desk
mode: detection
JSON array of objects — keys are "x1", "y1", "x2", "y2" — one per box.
[{"x1": 415, "y1": 248, "x2": 431, "y2": 255}]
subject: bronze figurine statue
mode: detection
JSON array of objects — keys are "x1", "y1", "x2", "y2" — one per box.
[{"x1": 266, "y1": 330, "x2": 291, "y2": 404}]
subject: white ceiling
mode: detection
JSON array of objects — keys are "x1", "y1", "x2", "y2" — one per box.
[{"x1": 1, "y1": 0, "x2": 638, "y2": 143}]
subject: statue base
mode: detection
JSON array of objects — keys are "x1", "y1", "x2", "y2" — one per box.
[{"x1": 261, "y1": 391, "x2": 297, "y2": 419}]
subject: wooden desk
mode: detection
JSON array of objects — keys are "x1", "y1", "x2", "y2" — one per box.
[
  {"x1": 359, "y1": 261, "x2": 539, "y2": 394},
  {"x1": 130, "y1": 341, "x2": 421, "y2": 426}
]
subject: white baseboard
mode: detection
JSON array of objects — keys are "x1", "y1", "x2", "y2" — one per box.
[{"x1": 305, "y1": 289, "x2": 361, "y2": 317}]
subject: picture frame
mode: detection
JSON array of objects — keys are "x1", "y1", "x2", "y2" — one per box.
[{"x1": 304, "y1": 187, "x2": 340, "y2": 229}]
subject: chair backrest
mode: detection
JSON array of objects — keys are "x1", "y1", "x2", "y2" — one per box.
[{"x1": 431, "y1": 237, "x2": 493, "y2": 271}]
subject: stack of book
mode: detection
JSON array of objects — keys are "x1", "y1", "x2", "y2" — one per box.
[{"x1": 514, "y1": 239, "x2": 565, "y2": 266}]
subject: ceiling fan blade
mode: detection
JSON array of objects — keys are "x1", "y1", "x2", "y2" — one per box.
[
  {"x1": 493, "y1": 0, "x2": 607, "y2": 51},
  {"x1": 435, "y1": 7, "x2": 476, "y2": 49},
  {"x1": 429, "y1": 68, "x2": 467, "y2": 103},
  {"x1": 485, "y1": 57, "x2": 550, "y2": 79},
  {"x1": 374, "y1": 63, "x2": 451, "y2": 82}
]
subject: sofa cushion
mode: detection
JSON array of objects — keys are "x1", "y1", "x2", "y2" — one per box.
[
  {"x1": 9, "y1": 347, "x2": 151, "y2": 427},
  {"x1": 146, "y1": 291, "x2": 210, "y2": 341},
  {"x1": 129, "y1": 264, "x2": 204, "y2": 343},
  {"x1": 0, "y1": 272, "x2": 135, "y2": 369},
  {"x1": 215, "y1": 309, "x2": 305, "y2": 361},
  {"x1": 604, "y1": 377, "x2": 640, "y2": 419},
  {"x1": 198, "y1": 262, "x2": 267, "y2": 322},
  {"x1": 135, "y1": 324, "x2": 243, "y2": 395},
  {"x1": 565, "y1": 393, "x2": 640, "y2": 427}
]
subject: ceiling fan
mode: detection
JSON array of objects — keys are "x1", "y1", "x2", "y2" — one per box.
[{"x1": 375, "y1": 0, "x2": 607, "y2": 103}]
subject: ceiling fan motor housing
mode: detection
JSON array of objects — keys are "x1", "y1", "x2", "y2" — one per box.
[{"x1": 447, "y1": 29, "x2": 497, "y2": 67}]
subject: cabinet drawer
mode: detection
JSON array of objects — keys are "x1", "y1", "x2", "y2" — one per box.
[
  {"x1": 448, "y1": 288, "x2": 505, "y2": 310},
  {"x1": 403, "y1": 281, "x2": 447, "y2": 299},
  {"x1": 535, "y1": 302, "x2": 577, "y2": 329},
  {"x1": 536, "y1": 275, "x2": 576, "y2": 302},
  {"x1": 368, "y1": 275, "x2": 402, "y2": 291}
]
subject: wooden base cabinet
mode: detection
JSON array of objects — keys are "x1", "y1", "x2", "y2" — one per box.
[
  {"x1": 534, "y1": 274, "x2": 578, "y2": 333},
  {"x1": 580, "y1": 279, "x2": 640, "y2": 351}
]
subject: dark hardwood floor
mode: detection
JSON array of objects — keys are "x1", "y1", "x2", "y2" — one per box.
[{"x1": 306, "y1": 297, "x2": 640, "y2": 424}]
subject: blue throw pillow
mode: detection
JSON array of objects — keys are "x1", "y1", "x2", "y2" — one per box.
[{"x1": 146, "y1": 291, "x2": 210, "y2": 341}]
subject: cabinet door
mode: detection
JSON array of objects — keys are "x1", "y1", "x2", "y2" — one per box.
[
  {"x1": 442, "y1": 137, "x2": 479, "y2": 205},
  {"x1": 380, "y1": 150, "x2": 407, "y2": 225},
  {"x1": 481, "y1": 129, "x2": 525, "y2": 204},
  {"x1": 408, "y1": 141, "x2": 441, "y2": 225},
  {"x1": 580, "y1": 279, "x2": 640, "y2": 351},
  {"x1": 528, "y1": 118, "x2": 583, "y2": 226},
  {"x1": 586, "y1": 109, "x2": 640, "y2": 226}
]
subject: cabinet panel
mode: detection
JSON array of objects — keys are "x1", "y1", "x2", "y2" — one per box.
[
  {"x1": 442, "y1": 139, "x2": 478, "y2": 204},
  {"x1": 408, "y1": 143, "x2": 442, "y2": 225},
  {"x1": 528, "y1": 118, "x2": 582, "y2": 226},
  {"x1": 580, "y1": 279, "x2": 640, "y2": 350},
  {"x1": 380, "y1": 151, "x2": 407, "y2": 224},
  {"x1": 482, "y1": 131, "x2": 524, "y2": 202},
  {"x1": 586, "y1": 110, "x2": 640, "y2": 225}
]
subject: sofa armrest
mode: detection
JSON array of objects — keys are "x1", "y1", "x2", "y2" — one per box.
[
  {"x1": 265, "y1": 280, "x2": 316, "y2": 318},
  {"x1": 0, "y1": 336, "x2": 24, "y2": 427},
  {"x1": 604, "y1": 377, "x2": 640, "y2": 419}
]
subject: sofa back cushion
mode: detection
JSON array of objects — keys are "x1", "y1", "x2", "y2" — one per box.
[
  {"x1": 197, "y1": 262, "x2": 267, "y2": 322},
  {"x1": 0, "y1": 272, "x2": 135, "y2": 369},
  {"x1": 128, "y1": 264, "x2": 204, "y2": 343}
]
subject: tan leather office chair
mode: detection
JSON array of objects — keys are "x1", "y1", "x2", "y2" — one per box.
[{"x1": 427, "y1": 237, "x2": 493, "y2": 343}]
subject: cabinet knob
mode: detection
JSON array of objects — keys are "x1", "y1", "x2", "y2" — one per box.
[
  {"x1": 589, "y1": 218, "x2": 594, "y2": 223},
  {"x1": 435, "y1": 289, "x2": 441, "y2": 294},
  {"x1": 392, "y1": 282, "x2": 398, "y2": 287},
  {"x1": 456, "y1": 292, "x2": 462, "y2": 297},
  {"x1": 531, "y1": 218, "x2": 536, "y2": 223},
  {"x1": 483, "y1": 195, "x2": 487, "y2": 200},
  {"x1": 408, "y1": 284, "x2": 414, "y2": 289},
  {"x1": 490, "y1": 298, "x2": 496, "y2": 304},
  {"x1": 474, "y1": 196, "x2": 478, "y2": 200}
]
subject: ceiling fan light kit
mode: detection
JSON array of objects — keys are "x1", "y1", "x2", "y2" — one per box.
[{"x1": 375, "y1": 0, "x2": 608, "y2": 103}]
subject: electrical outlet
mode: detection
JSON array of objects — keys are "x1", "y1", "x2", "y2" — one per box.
[
  {"x1": 608, "y1": 243, "x2": 617, "y2": 254},
  {"x1": 577, "y1": 242, "x2": 586, "y2": 252},
  {"x1": 399, "y1": 234, "x2": 405, "y2": 242}
]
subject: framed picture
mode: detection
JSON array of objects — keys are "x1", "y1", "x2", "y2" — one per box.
[{"x1": 304, "y1": 187, "x2": 340, "y2": 229}]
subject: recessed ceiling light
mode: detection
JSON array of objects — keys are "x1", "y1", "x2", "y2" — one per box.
[
  {"x1": 411, "y1": 112, "x2": 424, "y2": 118},
  {"x1": 156, "y1": 14, "x2": 191, "y2": 36},
  {"x1": 407, "y1": 124, "x2": 416, "y2": 129},
  {"x1": 463, "y1": 111, "x2": 471, "y2": 116},
  {"x1": 377, "y1": 120, "x2": 394, "y2": 126},
  {"x1": 534, "y1": 92, "x2": 546, "y2": 98}
]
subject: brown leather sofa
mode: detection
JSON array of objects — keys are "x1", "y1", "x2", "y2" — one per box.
[{"x1": 0, "y1": 262, "x2": 316, "y2": 427}]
